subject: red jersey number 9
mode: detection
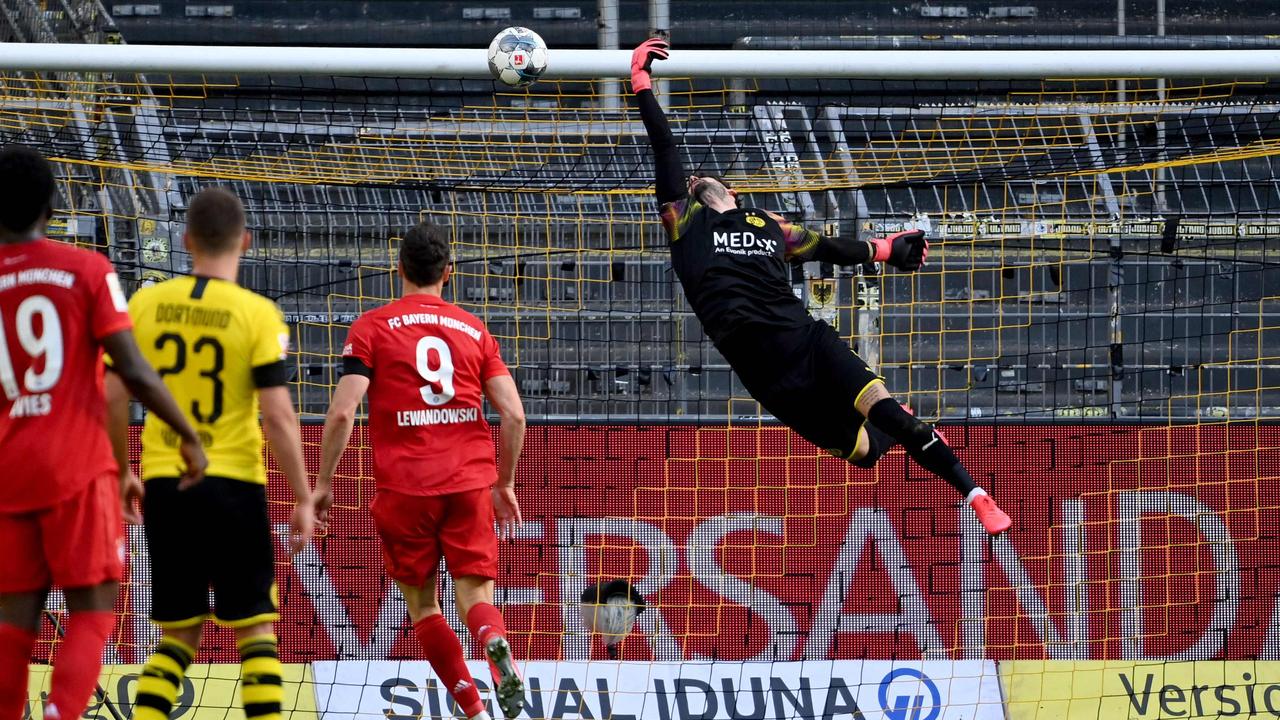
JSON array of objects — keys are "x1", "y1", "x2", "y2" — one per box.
[{"x1": 415, "y1": 335, "x2": 455, "y2": 406}]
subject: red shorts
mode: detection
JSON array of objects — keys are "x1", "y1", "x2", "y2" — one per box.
[
  {"x1": 0, "y1": 473, "x2": 123, "y2": 593},
  {"x1": 370, "y1": 486, "x2": 497, "y2": 585}
]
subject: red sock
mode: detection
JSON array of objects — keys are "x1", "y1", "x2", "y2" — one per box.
[
  {"x1": 465, "y1": 602, "x2": 507, "y2": 648},
  {"x1": 414, "y1": 615, "x2": 484, "y2": 718},
  {"x1": 47, "y1": 611, "x2": 115, "y2": 720},
  {"x1": 0, "y1": 624, "x2": 36, "y2": 720}
]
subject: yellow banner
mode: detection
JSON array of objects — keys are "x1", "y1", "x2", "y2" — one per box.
[
  {"x1": 25, "y1": 664, "x2": 317, "y2": 720},
  {"x1": 1001, "y1": 660, "x2": 1280, "y2": 719}
]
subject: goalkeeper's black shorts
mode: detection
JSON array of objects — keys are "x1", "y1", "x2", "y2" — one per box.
[{"x1": 719, "y1": 320, "x2": 883, "y2": 459}]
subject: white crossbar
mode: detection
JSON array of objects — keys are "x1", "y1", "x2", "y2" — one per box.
[{"x1": 1, "y1": 44, "x2": 1278, "y2": 78}]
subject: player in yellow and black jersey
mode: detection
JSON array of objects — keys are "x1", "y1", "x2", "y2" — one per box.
[
  {"x1": 105, "y1": 188, "x2": 314, "y2": 720},
  {"x1": 128, "y1": 272, "x2": 289, "y2": 483}
]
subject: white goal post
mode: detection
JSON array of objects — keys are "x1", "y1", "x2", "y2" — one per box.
[{"x1": 6, "y1": 43, "x2": 1280, "y2": 78}]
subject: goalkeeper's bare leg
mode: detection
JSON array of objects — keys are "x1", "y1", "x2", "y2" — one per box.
[{"x1": 851, "y1": 382, "x2": 1012, "y2": 535}]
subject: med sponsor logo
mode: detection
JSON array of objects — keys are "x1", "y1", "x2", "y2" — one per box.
[
  {"x1": 312, "y1": 660, "x2": 1003, "y2": 720},
  {"x1": 712, "y1": 230, "x2": 777, "y2": 256},
  {"x1": 1121, "y1": 669, "x2": 1280, "y2": 718}
]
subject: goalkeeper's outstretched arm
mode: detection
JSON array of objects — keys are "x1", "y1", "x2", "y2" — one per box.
[
  {"x1": 630, "y1": 39, "x2": 686, "y2": 206},
  {"x1": 780, "y1": 216, "x2": 931, "y2": 273}
]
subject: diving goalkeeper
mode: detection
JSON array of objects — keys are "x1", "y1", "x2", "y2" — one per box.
[{"x1": 630, "y1": 39, "x2": 1011, "y2": 534}]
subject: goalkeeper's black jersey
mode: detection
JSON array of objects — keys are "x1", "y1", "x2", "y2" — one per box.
[
  {"x1": 634, "y1": 86, "x2": 845, "y2": 345},
  {"x1": 661, "y1": 197, "x2": 816, "y2": 344}
]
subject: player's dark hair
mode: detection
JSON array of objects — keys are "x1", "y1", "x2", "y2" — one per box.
[
  {"x1": 186, "y1": 187, "x2": 246, "y2": 254},
  {"x1": 0, "y1": 145, "x2": 57, "y2": 234},
  {"x1": 400, "y1": 221, "x2": 451, "y2": 286}
]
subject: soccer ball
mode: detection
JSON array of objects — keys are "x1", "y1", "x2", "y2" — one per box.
[{"x1": 487, "y1": 27, "x2": 549, "y2": 87}]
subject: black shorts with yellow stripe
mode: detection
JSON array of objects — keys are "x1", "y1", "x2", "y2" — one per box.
[
  {"x1": 720, "y1": 319, "x2": 882, "y2": 460},
  {"x1": 143, "y1": 475, "x2": 278, "y2": 628}
]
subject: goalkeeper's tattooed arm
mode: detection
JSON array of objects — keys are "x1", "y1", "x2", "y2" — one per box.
[
  {"x1": 778, "y1": 216, "x2": 930, "y2": 273},
  {"x1": 769, "y1": 211, "x2": 875, "y2": 266}
]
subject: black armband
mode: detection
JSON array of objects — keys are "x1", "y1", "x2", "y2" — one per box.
[
  {"x1": 341, "y1": 356, "x2": 373, "y2": 379},
  {"x1": 252, "y1": 360, "x2": 290, "y2": 388}
]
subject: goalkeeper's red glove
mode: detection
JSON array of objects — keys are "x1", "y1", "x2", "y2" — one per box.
[
  {"x1": 630, "y1": 38, "x2": 669, "y2": 94},
  {"x1": 869, "y1": 229, "x2": 929, "y2": 271}
]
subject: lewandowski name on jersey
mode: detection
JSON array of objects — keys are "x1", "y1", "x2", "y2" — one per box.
[{"x1": 397, "y1": 406, "x2": 480, "y2": 427}]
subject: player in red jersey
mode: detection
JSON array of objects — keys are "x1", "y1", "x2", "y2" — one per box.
[
  {"x1": 314, "y1": 221, "x2": 526, "y2": 720},
  {"x1": 0, "y1": 145, "x2": 206, "y2": 720}
]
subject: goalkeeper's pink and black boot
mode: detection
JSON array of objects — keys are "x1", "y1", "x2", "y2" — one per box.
[
  {"x1": 485, "y1": 635, "x2": 525, "y2": 718},
  {"x1": 968, "y1": 489, "x2": 1012, "y2": 535}
]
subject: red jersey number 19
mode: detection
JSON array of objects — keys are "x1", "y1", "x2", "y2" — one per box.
[
  {"x1": 0, "y1": 294, "x2": 64, "y2": 400},
  {"x1": 416, "y1": 336, "x2": 455, "y2": 406}
]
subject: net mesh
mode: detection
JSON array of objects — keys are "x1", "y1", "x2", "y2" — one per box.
[{"x1": 12, "y1": 61, "x2": 1280, "y2": 717}]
